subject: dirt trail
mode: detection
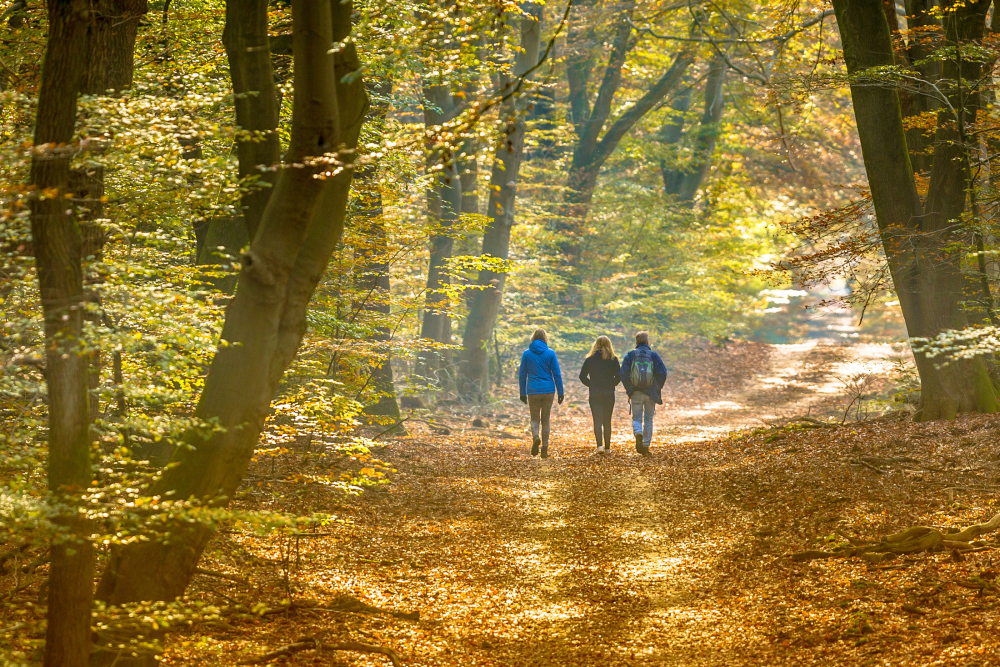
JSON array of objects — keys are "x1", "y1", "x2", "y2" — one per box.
[
  {"x1": 656, "y1": 339, "x2": 901, "y2": 442},
  {"x1": 208, "y1": 340, "x2": 964, "y2": 667}
]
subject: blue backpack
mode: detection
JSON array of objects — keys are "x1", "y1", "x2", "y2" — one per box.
[{"x1": 630, "y1": 348, "x2": 655, "y2": 390}]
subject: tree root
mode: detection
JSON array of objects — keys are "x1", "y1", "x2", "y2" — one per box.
[
  {"x1": 328, "y1": 593, "x2": 420, "y2": 621},
  {"x1": 239, "y1": 637, "x2": 402, "y2": 666},
  {"x1": 792, "y1": 512, "x2": 1000, "y2": 563}
]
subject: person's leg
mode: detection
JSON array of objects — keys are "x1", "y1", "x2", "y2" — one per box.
[
  {"x1": 528, "y1": 394, "x2": 542, "y2": 455},
  {"x1": 642, "y1": 394, "x2": 655, "y2": 450},
  {"x1": 589, "y1": 394, "x2": 603, "y2": 448},
  {"x1": 603, "y1": 395, "x2": 615, "y2": 449},
  {"x1": 539, "y1": 393, "x2": 554, "y2": 454},
  {"x1": 631, "y1": 394, "x2": 644, "y2": 436}
]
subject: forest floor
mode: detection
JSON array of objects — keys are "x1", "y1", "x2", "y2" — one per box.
[{"x1": 170, "y1": 338, "x2": 1000, "y2": 666}]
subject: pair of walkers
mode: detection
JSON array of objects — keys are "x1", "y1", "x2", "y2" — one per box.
[
  {"x1": 580, "y1": 332, "x2": 668, "y2": 455},
  {"x1": 518, "y1": 329, "x2": 667, "y2": 457}
]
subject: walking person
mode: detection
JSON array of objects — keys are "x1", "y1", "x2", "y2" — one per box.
[
  {"x1": 579, "y1": 336, "x2": 621, "y2": 454},
  {"x1": 620, "y1": 331, "x2": 668, "y2": 456},
  {"x1": 518, "y1": 328, "x2": 564, "y2": 458}
]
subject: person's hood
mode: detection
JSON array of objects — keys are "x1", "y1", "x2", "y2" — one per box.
[{"x1": 529, "y1": 339, "x2": 549, "y2": 354}]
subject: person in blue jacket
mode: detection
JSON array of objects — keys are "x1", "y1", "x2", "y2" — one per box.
[
  {"x1": 620, "y1": 331, "x2": 668, "y2": 456},
  {"x1": 518, "y1": 328, "x2": 564, "y2": 458}
]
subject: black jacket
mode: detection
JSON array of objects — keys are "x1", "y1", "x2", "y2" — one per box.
[{"x1": 579, "y1": 354, "x2": 622, "y2": 395}]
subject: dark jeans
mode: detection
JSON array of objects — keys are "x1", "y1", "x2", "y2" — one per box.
[{"x1": 589, "y1": 391, "x2": 615, "y2": 448}]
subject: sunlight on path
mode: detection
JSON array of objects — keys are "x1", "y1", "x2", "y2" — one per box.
[{"x1": 660, "y1": 339, "x2": 903, "y2": 442}]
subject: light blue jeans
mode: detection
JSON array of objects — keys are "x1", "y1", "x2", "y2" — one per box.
[{"x1": 631, "y1": 392, "x2": 655, "y2": 446}]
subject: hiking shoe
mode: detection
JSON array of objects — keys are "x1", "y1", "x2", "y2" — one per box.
[
  {"x1": 640, "y1": 446, "x2": 652, "y2": 457},
  {"x1": 531, "y1": 438, "x2": 541, "y2": 457},
  {"x1": 634, "y1": 432, "x2": 644, "y2": 453},
  {"x1": 595, "y1": 446, "x2": 605, "y2": 455},
  {"x1": 540, "y1": 446, "x2": 549, "y2": 459}
]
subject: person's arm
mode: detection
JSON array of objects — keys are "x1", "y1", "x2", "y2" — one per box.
[
  {"x1": 552, "y1": 352, "x2": 564, "y2": 401},
  {"x1": 518, "y1": 352, "x2": 528, "y2": 400},
  {"x1": 579, "y1": 357, "x2": 591, "y2": 386},
  {"x1": 620, "y1": 352, "x2": 632, "y2": 394},
  {"x1": 612, "y1": 357, "x2": 622, "y2": 387},
  {"x1": 653, "y1": 352, "x2": 668, "y2": 388}
]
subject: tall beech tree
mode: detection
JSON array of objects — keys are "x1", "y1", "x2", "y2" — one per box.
[
  {"x1": 93, "y1": 0, "x2": 369, "y2": 661},
  {"x1": 222, "y1": 0, "x2": 281, "y2": 242},
  {"x1": 419, "y1": 79, "x2": 462, "y2": 379},
  {"x1": 460, "y1": 2, "x2": 543, "y2": 397},
  {"x1": 74, "y1": 0, "x2": 148, "y2": 419},
  {"x1": 194, "y1": 0, "x2": 282, "y2": 290},
  {"x1": 832, "y1": 0, "x2": 1000, "y2": 420},
  {"x1": 667, "y1": 56, "x2": 726, "y2": 203},
  {"x1": 354, "y1": 79, "x2": 401, "y2": 419},
  {"x1": 31, "y1": 3, "x2": 97, "y2": 665}
]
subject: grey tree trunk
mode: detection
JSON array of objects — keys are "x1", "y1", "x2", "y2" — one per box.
[
  {"x1": 659, "y1": 83, "x2": 692, "y2": 194},
  {"x1": 31, "y1": 3, "x2": 95, "y2": 666},
  {"x1": 459, "y1": 3, "x2": 543, "y2": 398},
  {"x1": 92, "y1": 2, "x2": 368, "y2": 663},
  {"x1": 223, "y1": 0, "x2": 281, "y2": 242},
  {"x1": 418, "y1": 83, "x2": 462, "y2": 381},
  {"x1": 676, "y1": 57, "x2": 726, "y2": 202},
  {"x1": 354, "y1": 79, "x2": 400, "y2": 420},
  {"x1": 833, "y1": 0, "x2": 1000, "y2": 421}
]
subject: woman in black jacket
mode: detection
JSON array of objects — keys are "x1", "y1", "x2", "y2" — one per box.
[{"x1": 579, "y1": 336, "x2": 621, "y2": 453}]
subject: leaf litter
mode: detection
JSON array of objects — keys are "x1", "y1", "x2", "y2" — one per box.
[{"x1": 161, "y1": 339, "x2": 1000, "y2": 666}]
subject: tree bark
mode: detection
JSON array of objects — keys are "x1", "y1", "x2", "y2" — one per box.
[
  {"x1": 31, "y1": 3, "x2": 95, "y2": 666},
  {"x1": 659, "y1": 83, "x2": 692, "y2": 194},
  {"x1": 93, "y1": 2, "x2": 368, "y2": 663},
  {"x1": 418, "y1": 81, "x2": 462, "y2": 380},
  {"x1": 459, "y1": 2, "x2": 542, "y2": 398},
  {"x1": 676, "y1": 57, "x2": 726, "y2": 202},
  {"x1": 223, "y1": 0, "x2": 281, "y2": 242},
  {"x1": 833, "y1": 0, "x2": 1000, "y2": 421},
  {"x1": 80, "y1": 0, "x2": 147, "y2": 94},
  {"x1": 897, "y1": 0, "x2": 941, "y2": 174},
  {"x1": 75, "y1": 0, "x2": 148, "y2": 419},
  {"x1": 354, "y1": 79, "x2": 400, "y2": 420}
]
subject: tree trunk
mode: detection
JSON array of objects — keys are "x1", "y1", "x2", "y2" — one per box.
[
  {"x1": 419, "y1": 83, "x2": 462, "y2": 381},
  {"x1": 31, "y1": 3, "x2": 95, "y2": 667},
  {"x1": 223, "y1": 0, "x2": 281, "y2": 242},
  {"x1": 659, "y1": 83, "x2": 692, "y2": 194},
  {"x1": 833, "y1": 0, "x2": 1000, "y2": 421},
  {"x1": 75, "y1": 0, "x2": 148, "y2": 419},
  {"x1": 93, "y1": 2, "x2": 368, "y2": 663},
  {"x1": 460, "y1": 3, "x2": 543, "y2": 398},
  {"x1": 898, "y1": 0, "x2": 941, "y2": 174},
  {"x1": 354, "y1": 79, "x2": 400, "y2": 420},
  {"x1": 676, "y1": 57, "x2": 726, "y2": 202},
  {"x1": 80, "y1": 0, "x2": 147, "y2": 94}
]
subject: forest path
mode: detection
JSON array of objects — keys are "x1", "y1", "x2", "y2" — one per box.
[
  {"x1": 214, "y1": 340, "x2": 934, "y2": 667},
  {"x1": 652, "y1": 338, "x2": 902, "y2": 442}
]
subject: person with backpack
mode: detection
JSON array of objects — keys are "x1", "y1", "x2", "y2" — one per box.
[
  {"x1": 579, "y1": 335, "x2": 621, "y2": 454},
  {"x1": 518, "y1": 328, "x2": 564, "y2": 458},
  {"x1": 620, "y1": 331, "x2": 668, "y2": 456}
]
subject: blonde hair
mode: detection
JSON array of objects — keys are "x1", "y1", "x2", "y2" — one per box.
[
  {"x1": 531, "y1": 328, "x2": 548, "y2": 343},
  {"x1": 588, "y1": 335, "x2": 615, "y2": 360},
  {"x1": 635, "y1": 331, "x2": 649, "y2": 345}
]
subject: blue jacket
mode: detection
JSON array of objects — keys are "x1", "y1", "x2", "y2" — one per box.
[
  {"x1": 519, "y1": 339, "x2": 564, "y2": 397},
  {"x1": 620, "y1": 343, "x2": 668, "y2": 405}
]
